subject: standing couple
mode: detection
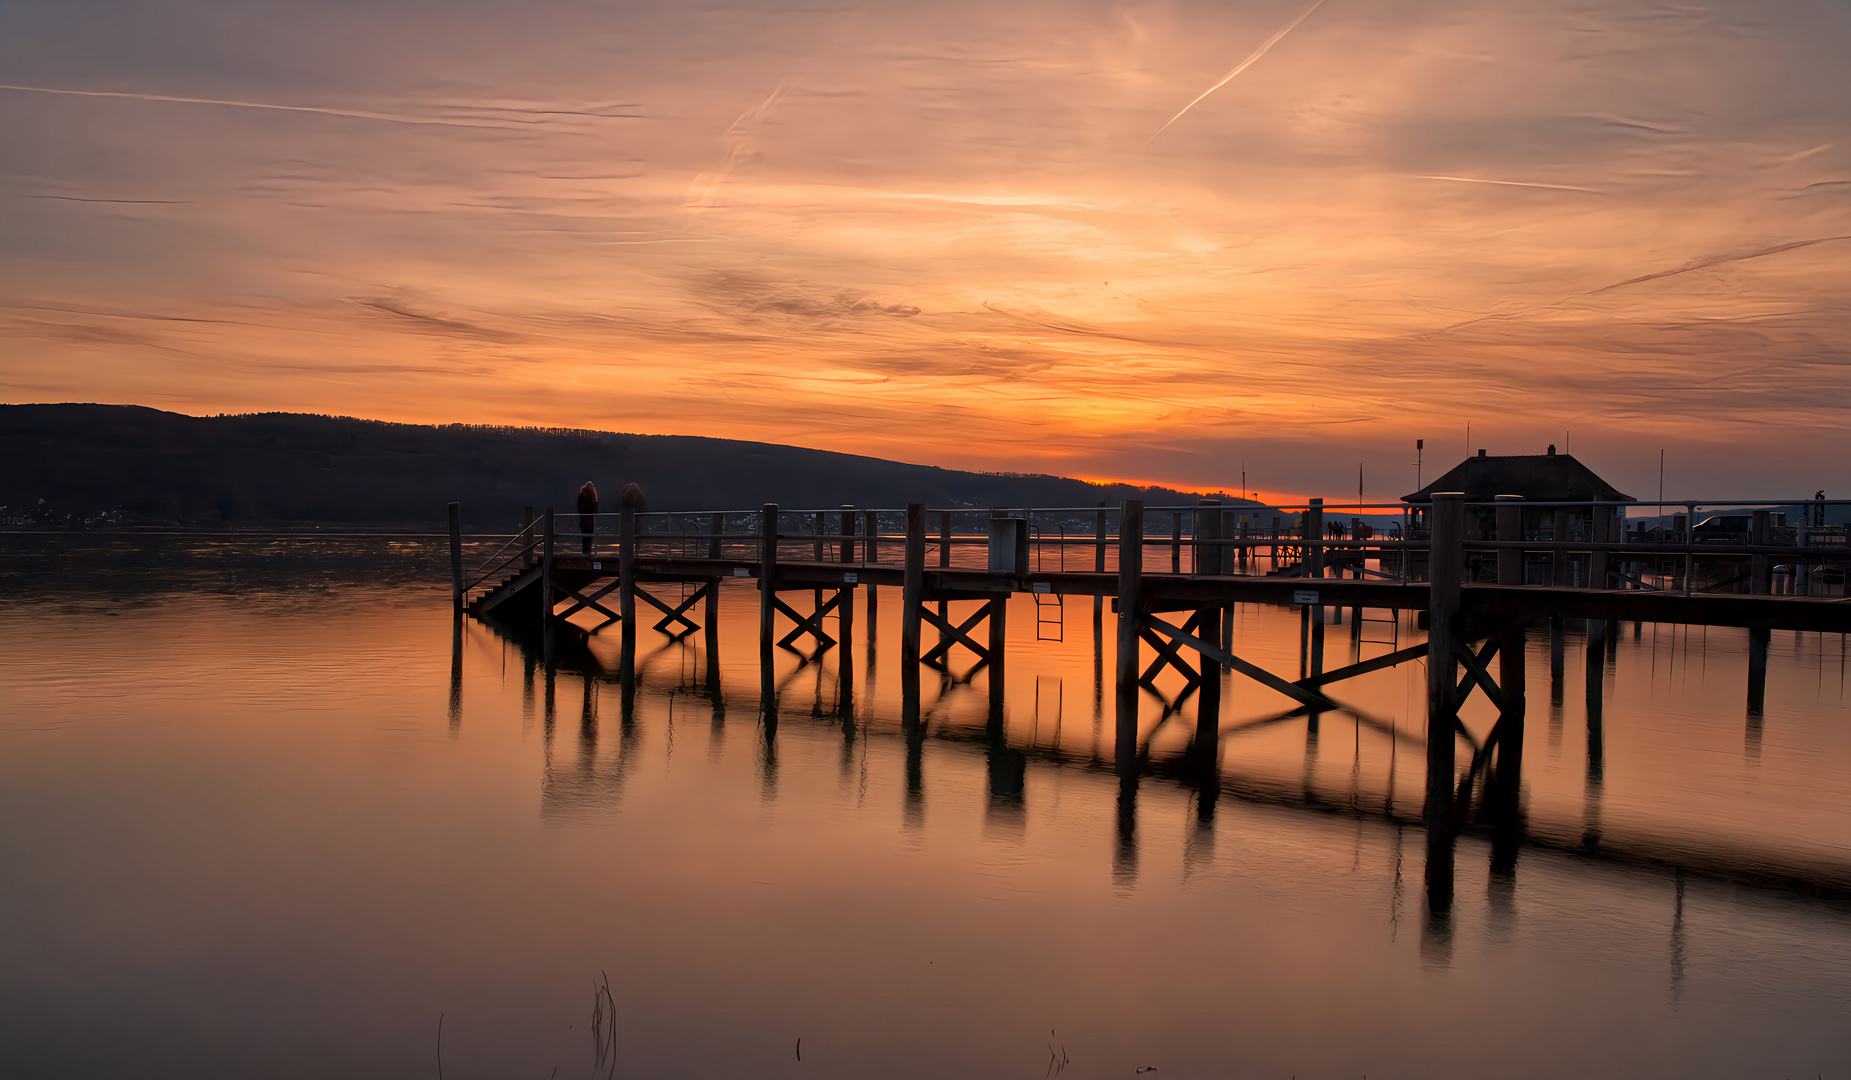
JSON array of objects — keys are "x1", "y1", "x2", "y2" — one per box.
[{"x1": 575, "y1": 481, "x2": 643, "y2": 555}]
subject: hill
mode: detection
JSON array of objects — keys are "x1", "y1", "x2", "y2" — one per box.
[{"x1": 0, "y1": 404, "x2": 1244, "y2": 530}]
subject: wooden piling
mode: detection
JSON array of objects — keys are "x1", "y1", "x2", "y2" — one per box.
[
  {"x1": 1195, "y1": 502, "x2": 1220, "y2": 576},
  {"x1": 1591, "y1": 504, "x2": 1612, "y2": 590},
  {"x1": 1425, "y1": 492, "x2": 1465, "y2": 831},
  {"x1": 838, "y1": 506, "x2": 856, "y2": 647},
  {"x1": 1747, "y1": 626, "x2": 1769, "y2": 714},
  {"x1": 864, "y1": 509, "x2": 880, "y2": 641},
  {"x1": 1497, "y1": 619, "x2": 1527, "y2": 806},
  {"x1": 1751, "y1": 510, "x2": 1772, "y2": 595},
  {"x1": 760, "y1": 503, "x2": 779, "y2": 663},
  {"x1": 902, "y1": 503, "x2": 926, "y2": 669},
  {"x1": 1305, "y1": 499, "x2": 1325, "y2": 579},
  {"x1": 1196, "y1": 602, "x2": 1222, "y2": 747},
  {"x1": 1094, "y1": 503, "x2": 1108, "y2": 619},
  {"x1": 706, "y1": 511, "x2": 723, "y2": 636},
  {"x1": 619, "y1": 500, "x2": 638, "y2": 651},
  {"x1": 1116, "y1": 500, "x2": 1144, "y2": 772},
  {"x1": 987, "y1": 594, "x2": 1007, "y2": 709},
  {"x1": 1551, "y1": 508, "x2": 1569, "y2": 586},
  {"x1": 541, "y1": 509, "x2": 555, "y2": 623},
  {"x1": 1495, "y1": 495, "x2": 1523, "y2": 585},
  {"x1": 447, "y1": 501, "x2": 464, "y2": 609},
  {"x1": 895, "y1": 503, "x2": 925, "y2": 722}
]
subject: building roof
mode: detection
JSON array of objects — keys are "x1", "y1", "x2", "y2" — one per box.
[{"x1": 1403, "y1": 453, "x2": 1633, "y2": 504}]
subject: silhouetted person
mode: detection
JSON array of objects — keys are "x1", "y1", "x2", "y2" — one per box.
[
  {"x1": 619, "y1": 483, "x2": 644, "y2": 511},
  {"x1": 577, "y1": 481, "x2": 598, "y2": 555}
]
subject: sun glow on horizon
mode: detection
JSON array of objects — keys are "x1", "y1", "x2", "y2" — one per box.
[{"x1": 2, "y1": 0, "x2": 1848, "y2": 498}]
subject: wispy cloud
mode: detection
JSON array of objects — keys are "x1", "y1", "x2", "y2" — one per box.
[{"x1": 1147, "y1": 0, "x2": 1327, "y2": 143}]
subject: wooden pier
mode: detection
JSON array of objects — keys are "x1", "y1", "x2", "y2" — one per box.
[{"x1": 447, "y1": 494, "x2": 1851, "y2": 914}]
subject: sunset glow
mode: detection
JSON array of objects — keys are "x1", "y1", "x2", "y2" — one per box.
[{"x1": 4, "y1": 0, "x2": 1849, "y2": 497}]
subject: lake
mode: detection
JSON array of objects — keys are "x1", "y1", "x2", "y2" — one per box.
[{"x1": 2, "y1": 534, "x2": 1848, "y2": 1078}]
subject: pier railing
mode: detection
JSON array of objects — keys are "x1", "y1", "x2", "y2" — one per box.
[{"x1": 449, "y1": 496, "x2": 1851, "y2": 609}]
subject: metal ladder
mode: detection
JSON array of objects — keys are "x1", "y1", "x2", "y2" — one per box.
[{"x1": 1030, "y1": 521, "x2": 1064, "y2": 642}]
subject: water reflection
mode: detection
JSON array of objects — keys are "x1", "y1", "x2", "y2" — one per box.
[{"x1": 7, "y1": 548, "x2": 1851, "y2": 1076}]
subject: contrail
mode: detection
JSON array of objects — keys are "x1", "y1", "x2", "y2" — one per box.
[
  {"x1": 1147, "y1": 0, "x2": 1326, "y2": 144},
  {"x1": 0, "y1": 83, "x2": 503, "y2": 128},
  {"x1": 1418, "y1": 175, "x2": 1603, "y2": 194}
]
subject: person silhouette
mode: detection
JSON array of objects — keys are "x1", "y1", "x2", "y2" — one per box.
[{"x1": 576, "y1": 481, "x2": 598, "y2": 555}]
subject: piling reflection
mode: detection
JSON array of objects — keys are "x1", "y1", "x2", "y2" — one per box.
[
  {"x1": 470, "y1": 580, "x2": 1851, "y2": 934},
  {"x1": 449, "y1": 612, "x2": 463, "y2": 733}
]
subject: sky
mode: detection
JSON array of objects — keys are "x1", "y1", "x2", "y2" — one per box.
[{"x1": 2, "y1": 0, "x2": 1849, "y2": 502}]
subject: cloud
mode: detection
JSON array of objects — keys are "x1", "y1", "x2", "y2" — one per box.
[{"x1": 2, "y1": 0, "x2": 1850, "y2": 495}]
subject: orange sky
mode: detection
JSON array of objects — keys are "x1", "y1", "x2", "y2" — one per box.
[{"x1": 2, "y1": 0, "x2": 1849, "y2": 500}]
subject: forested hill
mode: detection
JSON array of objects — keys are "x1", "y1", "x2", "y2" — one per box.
[{"x1": 1, "y1": 404, "x2": 1242, "y2": 529}]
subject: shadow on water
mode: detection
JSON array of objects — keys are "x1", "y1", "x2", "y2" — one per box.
[{"x1": 469, "y1": 592, "x2": 1851, "y2": 916}]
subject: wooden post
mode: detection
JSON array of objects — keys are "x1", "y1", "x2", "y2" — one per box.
[
  {"x1": 813, "y1": 512, "x2": 825, "y2": 613},
  {"x1": 1495, "y1": 495, "x2": 1523, "y2": 586},
  {"x1": 987, "y1": 594, "x2": 1007, "y2": 709},
  {"x1": 839, "y1": 505, "x2": 856, "y2": 563},
  {"x1": 706, "y1": 511, "x2": 723, "y2": 635},
  {"x1": 760, "y1": 504, "x2": 779, "y2": 663},
  {"x1": 1116, "y1": 500, "x2": 1144, "y2": 773},
  {"x1": 1496, "y1": 619, "x2": 1526, "y2": 812},
  {"x1": 902, "y1": 504, "x2": 926, "y2": 664},
  {"x1": 447, "y1": 501, "x2": 464, "y2": 609},
  {"x1": 1551, "y1": 508, "x2": 1569, "y2": 586},
  {"x1": 839, "y1": 506, "x2": 856, "y2": 647},
  {"x1": 864, "y1": 509, "x2": 880, "y2": 642},
  {"x1": 1170, "y1": 511, "x2": 1182, "y2": 573},
  {"x1": 902, "y1": 504, "x2": 926, "y2": 716},
  {"x1": 1305, "y1": 499, "x2": 1324, "y2": 578},
  {"x1": 1751, "y1": 510, "x2": 1772, "y2": 594},
  {"x1": 1591, "y1": 505, "x2": 1612, "y2": 590},
  {"x1": 1094, "y1": 503, "x2": 1108, "y2": 619},
  {"x1": 937, "y1": 510, "x2": 952, "y2": 652},
  {"x1": 1747, "y1": 626, "x2": 1769, "y2": 715},
  {"x1": 521, "y1": 505, "x2": 536, "y2": 567},
  {"x1": 619, "y1": 499, "x2": 638, "y2": 633},
  {"x1": 1197, "y1": 602, "x2": 1221, "y2": 748},
  {"x1": 1425, "y1": 493, "x2": 1464, "y2": 831},
  {"x1": 541, "y1": 509, "x2": 555, "y2": 623}
]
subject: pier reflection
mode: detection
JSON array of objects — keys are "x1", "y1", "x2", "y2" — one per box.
[{"x1": 470, "y1": 585, "x2": 1851, "y2": 938}]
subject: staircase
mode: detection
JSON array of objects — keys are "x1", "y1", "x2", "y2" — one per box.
[{"x1": 469, "y1": 564, "x2": 541, "y2": 618}]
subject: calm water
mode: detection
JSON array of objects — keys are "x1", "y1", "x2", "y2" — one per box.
[{"x1": 3, "y1": 535, "x2": 1850, "y2": 1078}]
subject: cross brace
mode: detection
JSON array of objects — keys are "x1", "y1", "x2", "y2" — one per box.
[
  {"x1": 556, "y1": 578, "x2": 621, "y2": 629},
  {"x1": 636, "y1": 581, "x2": 709, "y2": 636},
  {"x1": 921, "y1": 603, "x2": 993, "y2": 666},
  {"x1": 776, "y1": 591, "x2": 843, "y2": 650}
]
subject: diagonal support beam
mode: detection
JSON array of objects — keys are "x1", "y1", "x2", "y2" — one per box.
[
  {"x1": 1144, "y1": 614, "x2": 1339, "y2": 713},
  {"x1": 1140, "y1": 625, "x2": 1201, "y2": 686},
  {"x1": 637, "y1": 582, "x2": 708, "y2": 635},
  {"x1": 921, "y1": 603, "x2": 992, "y2": 665},
  {"x1": 1299, "y1": 642, "x2": 1429, "y2": 688},
  {"x1": 776, "y1": 592, "x2": 841, "y2": 649},
  {"x1": 1453, "y1": 637, "x2": 1503, "y2": 712},
  {"x1": 556, "y1": 579, "x2": 622, "y2": 626}
]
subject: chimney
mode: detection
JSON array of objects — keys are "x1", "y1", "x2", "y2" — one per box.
[
  {"x1": 1547, "y1": 444, "x2": 1556, "y2": 456},
  {"x1": 1477, "y1": 449, "x2": 1486, "y2": 457}
]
